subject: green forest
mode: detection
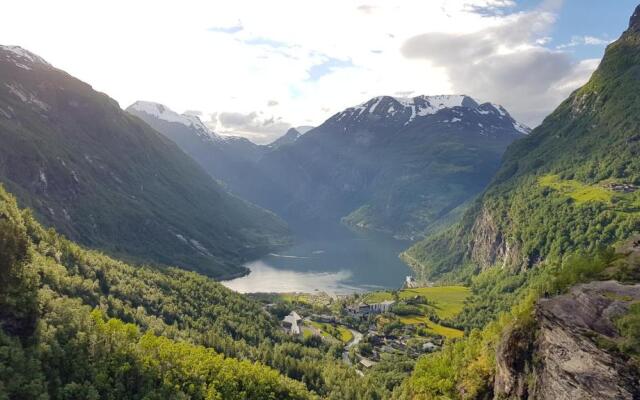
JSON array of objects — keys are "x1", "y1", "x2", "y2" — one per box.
[{"x1": 0, "y1": 186, "x2": 411, "y2": 399}]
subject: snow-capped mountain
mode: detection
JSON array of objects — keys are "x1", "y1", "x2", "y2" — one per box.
[
  {"x1": 329, "y1": 95, "x2": 530, "y2": 136},
  {"x1": 128, "y1": 101, "x2": 220, "y2": 141},
  {"x1": 0, "y1": 45, "x2": 51, "y2": 71},
  {"x1": 127, "y1": 93, "x2": 529, "y2": 238},
  {"x1": 127, "y1": 101, "x2": 268, "y2": 193},
  {"x1": 242, "y1": 94, "x2": 529, "y2": 237}
]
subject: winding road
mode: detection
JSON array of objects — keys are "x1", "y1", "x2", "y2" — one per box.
[{"x1": 342, "y1": 328, "x2": 363, "y2": 365}]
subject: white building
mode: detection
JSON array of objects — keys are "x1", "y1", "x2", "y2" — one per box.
[
  {"x1": 282, "y1": 311, "x2": 302, "y2": 335},
  {"x1": 347, "y1": 300, "x2": 395, "y2": 316},
  {"x1": 369, "y1": 300, "x2": 396, "y2": 313}
]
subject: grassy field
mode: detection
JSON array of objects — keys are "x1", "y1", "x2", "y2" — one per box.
[
  {"x1": 398, "y1": 316, "x2": 464, "y2": 338},
  {"x1": 278, "y1": 292, "x2": 332, "y2": 306},
  {"x1": 337, "y1": 326, "x2": 354, "y2": 343},
  {"x1": 307, "y1": 321, "x2": 353, "y2": 343},
  {"x1": 363, "y1": 286, "x2": 470, "y2": 319},
  {"x1": 363, "y1": 286, "x2": 470, "y2": 338},
  {"x1": 538, "y1": 174, "x2": 614, "y2": 203}
]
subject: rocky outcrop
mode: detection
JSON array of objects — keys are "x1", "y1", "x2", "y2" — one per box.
[
  {"x1": 628, "y1": 5, "x2": 640, "y2": 33},
  {"x1": 494, "y1": 323, "x2": 536, "y2": 398},
  {"x1": 494, "y1": 281, "x2": 640, "y2": 400},
  {"x1": 469, "y1": 207, "x2": 525, "y2": 271}
]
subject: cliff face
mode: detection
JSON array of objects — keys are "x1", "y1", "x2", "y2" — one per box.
[
  {"x1": 494, "y1": 280, "x2": 640, "y2": 400},
  {"x1": 469, "y1": 207, "x2": 527, "y2": 272}
]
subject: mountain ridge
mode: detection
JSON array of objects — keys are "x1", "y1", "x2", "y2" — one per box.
[
  {"x1": 130, "y1": 93, "x2": 528, "y2": 238},
  {"x1": 250, "y1": 94, "x2": 528, "y2": 237},
  {"x1": 0, "y1": 44, "x2": 290, "y2": 279}
]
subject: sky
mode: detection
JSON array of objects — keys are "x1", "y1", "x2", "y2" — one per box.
[{"x1": 1, "y1": 0, "x2": 637, "y2": 143}]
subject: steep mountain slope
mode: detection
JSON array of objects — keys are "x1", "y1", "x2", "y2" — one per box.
[
  {"x1": 0, "y1": 186, "x2": 309, "y2": 399},
  {"x1": 127, "y1": 103, "x2": 314, "y2": 197},
  {"x1": 0, "y1": 45, "x2": 289, "y2": 279},
  {"x1": 126, "y1": 101, "x2": 268, "y2": 193},
  {"x1": 250, "y1": 95, "x2": 528, "y2": 237},
  {"x1": 405, "y1": 10, "x2": 640, "y2": 280}
]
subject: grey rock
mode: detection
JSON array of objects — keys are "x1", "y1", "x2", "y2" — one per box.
[{"x1": 494, "y1": 281, "x2": 640, "y2": 400}]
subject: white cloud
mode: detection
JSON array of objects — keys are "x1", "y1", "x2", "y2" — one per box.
[
  {"x1": 401, "y1": 1, "x2": 602, "y2": 127},
  {"x1": 557, "y1": 35, "x2": 612, "y2": 49},
  {"x1": 210, "y1": 111, "x2": 291, "y2": 144},
  {"x1": 0, "y1": 0, "x2": 611, "y2": 139}
]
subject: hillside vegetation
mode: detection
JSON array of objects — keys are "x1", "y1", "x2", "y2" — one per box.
[
  {"x1": 397, "y1": 244, "x2": 640, "y2": 399},
  {"x1": 404, "y1": 10, "x2": 640, "y2": 282},
  {"x1": 0, "y1": 184, "x2": 417, "y2": 399},
  {"x1": 0, "y1": 46, "x2": 289, "y2": 279},
  {"x1": 394, "y1": 7, "x2": 640, "y2": 399}
]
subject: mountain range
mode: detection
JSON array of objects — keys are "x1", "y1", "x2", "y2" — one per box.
[
  {"x1": 0, "y1": 45, "x2": 289, "y2": 279},
  {"x1": 131, "y1": 94, "x2": 528, "y2": 238}
]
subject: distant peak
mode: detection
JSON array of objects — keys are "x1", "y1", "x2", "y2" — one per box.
[
  {"x1": 335, "y1": 94, "x2": 483, "y2": 125},
  {"x1": 359, "y1": 94, "x2": 477, "y2": 110},
  {"x1": 330, "y1": 94, "x2": 529, "y2": 135},
  {"x1": 0, "y1": 45, "x2": 51, "y2": 69},
  {"x1": 128, "y1": 101, "x2": 179, "y2": 120},
  {"x1": 285, "y1": 127, "x2": 301, "y2": 136},
  {"x1": 268, "y1": 127, "x2": 304, "y2": 148},
  {"x1": 127, "y1": 101, "x2": 219, "y2": 141},
  {"x1": 630, "y1": 5, "x2": 640, "y2": 31}
]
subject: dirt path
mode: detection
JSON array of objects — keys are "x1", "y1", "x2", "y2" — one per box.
[{"x1": 342, "y1": 328, "x2": 363, "y2": 365}]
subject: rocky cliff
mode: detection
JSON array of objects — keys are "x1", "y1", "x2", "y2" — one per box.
[{"x1": 494, "y1": 280, "x2": 640, "y2": 400}]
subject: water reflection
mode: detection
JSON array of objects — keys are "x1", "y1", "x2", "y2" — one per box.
[
  {"x1": 222, "y1": 260, "x2": 361, "y2": 294},
  {"x1": 222, "y1": 224, "x2": 412, "y2": 294}
]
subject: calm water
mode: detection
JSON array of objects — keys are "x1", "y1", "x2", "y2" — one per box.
[{"x1": 222, "y1": 224, "x2": 412, "y2": 294}]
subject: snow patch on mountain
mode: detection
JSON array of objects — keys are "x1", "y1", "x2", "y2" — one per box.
[
  {"x1": 331, "y1": 94, "x2": 530, "y2": 135},
  {"x1": 512, "y1": 121, "x2": 531, "y2": 135},
  {"x1": 5, "y1": 83, "x2": 50, "y2": 111},
  {"x1": 0, "y1": 45, "x2": 51, "y2": 68},
  {"x1": 339, "y1": 95, "x2": 481, "y2": 125},
  {"x1": 128, "y1": 101, "x2": 221, "y2": 141}
]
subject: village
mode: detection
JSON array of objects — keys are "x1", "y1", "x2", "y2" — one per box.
[{"x1": 256, "y1": 280, "x2": 470, "y2": 373}]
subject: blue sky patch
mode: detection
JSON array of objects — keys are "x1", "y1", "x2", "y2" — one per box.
[{"x1": 307, "y1": 57, "x2": 354, "y2": 81}]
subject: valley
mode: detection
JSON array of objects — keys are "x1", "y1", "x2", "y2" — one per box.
[{"x1": 2, "y1": 3, "x2": 640, "y2": 400}]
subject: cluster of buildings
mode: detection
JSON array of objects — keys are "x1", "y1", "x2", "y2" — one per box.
[
  {"x1": 363, "y1": 330, "x2": 440, "y2": 362},
  {"x1": 604, "y1": 182, "x2": 637, "y2": 193},
  {"x1": 346, "y1": 300, "x2": 396, "y2": 317}
]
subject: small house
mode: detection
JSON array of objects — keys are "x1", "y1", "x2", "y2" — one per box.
[
  {"x1": 423, "y1": 342, "x2": 438, "y2": 352},
  {"x1": 370, "y1": 300, "x2": 395, "y2": 313},
  {"x1": 359, "y1": 357, "x2": 376, "y2": 369},
  {"x1": 282, "y1": 311, "x2": 302, "y2": 335}
]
